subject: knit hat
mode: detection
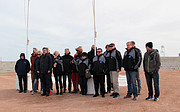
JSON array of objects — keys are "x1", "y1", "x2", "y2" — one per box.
[{"x1": 146, "y1": 42, "x2": 153, "y2": 48}]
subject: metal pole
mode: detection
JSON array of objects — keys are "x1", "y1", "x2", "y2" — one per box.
[{"x1": 93, "y1": 0, "x2": 97, "y2": 56}]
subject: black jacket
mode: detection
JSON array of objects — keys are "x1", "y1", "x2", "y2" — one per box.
[
  {"x1": 91, "y1": 54, "x2": 107, "y2": 75},
  {"x1": 78, "y1": 58, "x2": 91, "y2": 77},
  {"x1": 106, "y1": 48, "x2": 122, "y2": 71},
  {"x1": 39, "y1": 53, "x2": 53, "y2": 74},
  {"x1": 33, "y1": 57, "x2": 40, "y2": 79},
  {"x1": 71, "y1": 54, "x2": 81, "y2": 73},
  {"x1": 62, "y1": 53, "x2": 73, "y2": 74},
  {"x1": 53, "y1": 55, "x2": 64, "y2": 74},
  {"x1": 123, "y1": 47, "x2": 141, "y2": 71},
  {"x1": 15, "y1": 54, "x2": 30, "y2": 75}
]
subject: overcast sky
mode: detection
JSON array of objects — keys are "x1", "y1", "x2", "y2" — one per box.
[{"x1": 1, "y1": 0, "x2": 180, "y2": 61}]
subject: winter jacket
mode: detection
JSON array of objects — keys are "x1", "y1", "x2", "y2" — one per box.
[
  {"x1": 78, "y1": 58, "x2": 91, "y2": 77},
  {"x1": 71, "y1": 54, "x2": 80, "y2": 73},
  {"x1": 15, "y1": 53, "x2": 30, "y2": 75},
  {"x1": 62, "y1": 53, "x2": 73, "y2": 74},
  {"x1": 143, "y1": 49, "x2": 161, "y2": 73},
  {"x1": 53, "y1": 55, "x2": 64, "y2": 74},
  {"x1": 91, "y1": 54, "x2": 107, "y2": 75},
  {"x1": 106, "y1": 48, "x2": 122, "y2": 71},
  {"x1": 39, "y1": 53, "x2": 53, "y2": 74},
  {"x1": 30, "y1": 52, "x2": 37, "y2": 71},
  {"x1": 134, "y1": 47, "x2": 142, "y2": 67},
  {"x1": 123, "y1": 47, "x2": 142, "y2": 71},
  {"x1": 33, "y1": 57, "x2": 40, "y2": 79}
]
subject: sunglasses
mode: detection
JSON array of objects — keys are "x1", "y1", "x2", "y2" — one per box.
[
  {"x1": 38, "y1": 54, "x2": 41, "y2": 55},
  {"x1": 97, "y1": 51, "x2": 101, "y2": 53}
]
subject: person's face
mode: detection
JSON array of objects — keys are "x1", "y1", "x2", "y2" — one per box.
[
  {"x1": 48, "y1": 49, "x2": 50, "y2": 53},
  {"x1": 79, "y1": 47, "x2": 83, "y2": 52},
  {"x1": 43, "y1": 49, "x2": 47, "y2": 54},
  {"x1": 97, "y1": 50, "x2": 102, "y2": 56},
  {"x1": 65, "y1": 49, "x2": 69, "y2": 54},
  {"x1": 146, "y1": 46, "x2": 151, "y2": 51},
  {"x1": 132, "y1": 44, "x2": 135, "y2": 47},
  {"x1": 106, "y1": 46, "x2": 109, "y2": 51},
  {"x1": 33, "y1": 49, "x2": 36, "y2": 53},
  {"x1": 55, "y1": 52, "x2": 59, "y2": 56},
  {"x1": 37, "y1": 53, "x2": 41, "y2": 57},
  {"x1": 20, "y1": 56, "x2": 24, "y2": 59},
  {"x1": 82, "y1": 56, "x2": 86, "y2": 59},
  {"x1": 92, "y1": 45, "x2": 95, "y2": 49},
  {"x1": 127, "y1": 42, "x2": 133, "y2": 50}
]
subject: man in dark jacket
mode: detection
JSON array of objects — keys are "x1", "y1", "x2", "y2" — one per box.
[
  {"x1": 103, "y1": 44, "x2": 111, "y2": 93},
  {"x1": 48, "y1": 48, "x2": 54, "y2": 93},
  {"x1": 78, "y1": 52, "x2": 90, "y2": 96},
  {"x1": 123, "y1": 41, "x2": 142, "y2": 100},
  {"x1": 15, "y1": 53, "x2": 30, "y2": 93},
  {"x1": 92, "y1": 48, "x2": 107, "y2": 98},
  {"x1": 131, "y1": 41, "x2": 142, "y2": 94},
  {"x1": 38, "y1": 47, "x2": 52, "y2": 96},
  {"x1": 143, "y1": 42, "x2": 161, "y2": 101},
  {"x1": 106, "y1": 43, "x2": 122, "y2": 98},
  {"x1": 62, "y1": 48, "x2": 73, "y2": 93}
]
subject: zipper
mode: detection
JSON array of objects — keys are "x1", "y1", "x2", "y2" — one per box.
[{"x1": 147, "y1": 55, "x2": 150, "y2": 72}]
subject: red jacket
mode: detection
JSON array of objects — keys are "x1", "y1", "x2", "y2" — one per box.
[{"x1": 30, "y1": 52, "x2": 37, "y2": 71}]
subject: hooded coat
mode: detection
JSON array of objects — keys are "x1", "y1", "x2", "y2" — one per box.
[{"x1": 15, "y1": 53, "x2": 30, "y2": 75}]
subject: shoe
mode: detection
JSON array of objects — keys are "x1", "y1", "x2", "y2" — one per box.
[
  {"x1": 124, "y1": 94, "x2": 132, "y2": 99},
  {"x1": 46, "y1": 93, "x2": 50, "y2": 96},
  {"x1": 24, "y1": 90, "x2": 27, "y2": 93},
  {"x1": 107, "y1": 90, "x2": 111, "y2": 93},
  {"x1": 146, "y1": 96, "x2": 153, "y2": 100},
  {"x1": 60, "y1": 92, "x2": 63, "y2": 95},
  {"x1": 41, "y1": 91, "x2": 43, "y2": 95},
  {"x1": 113, "y1": 94, "x2": 120, "y2": 98},
  {"x1": 71, "y1": 90, "x2": 77, "y2": 93},
  {"x1": 19, "y1": 90, "x2": 23, "y2": 93},
  {"x1": 93, "y1": 94, "x2": 99, "y2": 97},
  {"x1": 31, "y1": 91, "x2": 34, "y2": 95},
  {"x1": 102, "y1": 95, "x2": 105, "y2": 98},
  {"x1": 41, "y1": 93, "x2": 46, "y2": 96},
  {"x1": 110, "y1": 93, "x2": 115, "y2": 97},
  {"x1": 56, "y1": 92, "x2": 59, "y2": 95},
  {"x1": 34, "y1": 90, "x2": 38, "y2": 93},
  {"x1": 154, "y1": 98, "x2": 159, "y2": 101},
  {"x1": 132, "y1": 97, "x2": 137, "y2": 100}
]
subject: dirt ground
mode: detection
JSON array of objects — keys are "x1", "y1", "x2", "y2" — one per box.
[{"x1": 0, "y1": 70, "x2": 179, "y2": 112}]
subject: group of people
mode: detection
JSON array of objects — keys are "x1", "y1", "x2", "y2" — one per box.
[{"x1": 15, "y1": 41, "x2": 161, "y2": 101}]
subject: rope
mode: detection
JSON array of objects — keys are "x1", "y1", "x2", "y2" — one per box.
[{"x1": 92, "y1": 0, "x2": 97, "y2": 56}]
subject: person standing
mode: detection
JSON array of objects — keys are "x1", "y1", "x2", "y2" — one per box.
[
  {"x1": 131, "y1": 41, "x2": 142, "y2": 94},
  {"x1": 103, "y1": 44, "x2": 111, "y2": 93},
  {"x1": 71, "y1": 47, "x2": 82, "y2": 93},
  {"x1": 38, "y1": 47, "x2": 52, "y2": 96},
  {"x1": 53, "y1": 51, "x2": 64, "y2": 95},
  {"x1": 92, "y1": 48, "x2": 107, "y2": 98},
  {"x1": 78, "y1": 52, "x2": 90, "y2": 96},
  {"x1": 48, "y1": 48, "x2": 54, "y2": 94},
  {"x1": 123, "y1": 42, "x2": 142, "y2": 100},
  {"x1": 30, "y1": 48, "x2": 38, "y2": 91},
  {"x1": 62, "y1": 48, "x2": 73, "y2": 93},
  {"x1": 143, "y1": 42, "x2": 161, "y2": 101},
  {"x1": 106, "y1": 43, "x2": 122, "y2": 98},
  {"x1": 31, "y1": 50, "x2": 43, "y2": 95},
  {"x1": 15, "y1": 53, "x2": 30, "y2": 93}
]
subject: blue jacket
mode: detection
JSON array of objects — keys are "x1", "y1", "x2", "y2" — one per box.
[{"x1": 15, "y1": 53, "x2": 30, "y2": 75}]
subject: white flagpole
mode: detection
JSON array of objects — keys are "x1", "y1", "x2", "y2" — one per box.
[
  {"x1": 92, "y1": 0, "x2": 97, "y2": 56},
  {"x1": 26, "y1": 0, "x2": 30, "y2": 59}
]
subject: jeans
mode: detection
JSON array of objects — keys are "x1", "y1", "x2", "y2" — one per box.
[
  {"x1": 32, "y1": 78, "x2": 43, "y2": 92},
  {"x1": 145, "y1": 71, "x2": 160, "y2": 98},
  {"x1": 126, "y1": 71, "x2": 138, "y2": 97},
  {"x1": 136, "y1": 69, "x2": 141, "y2": 92}
]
